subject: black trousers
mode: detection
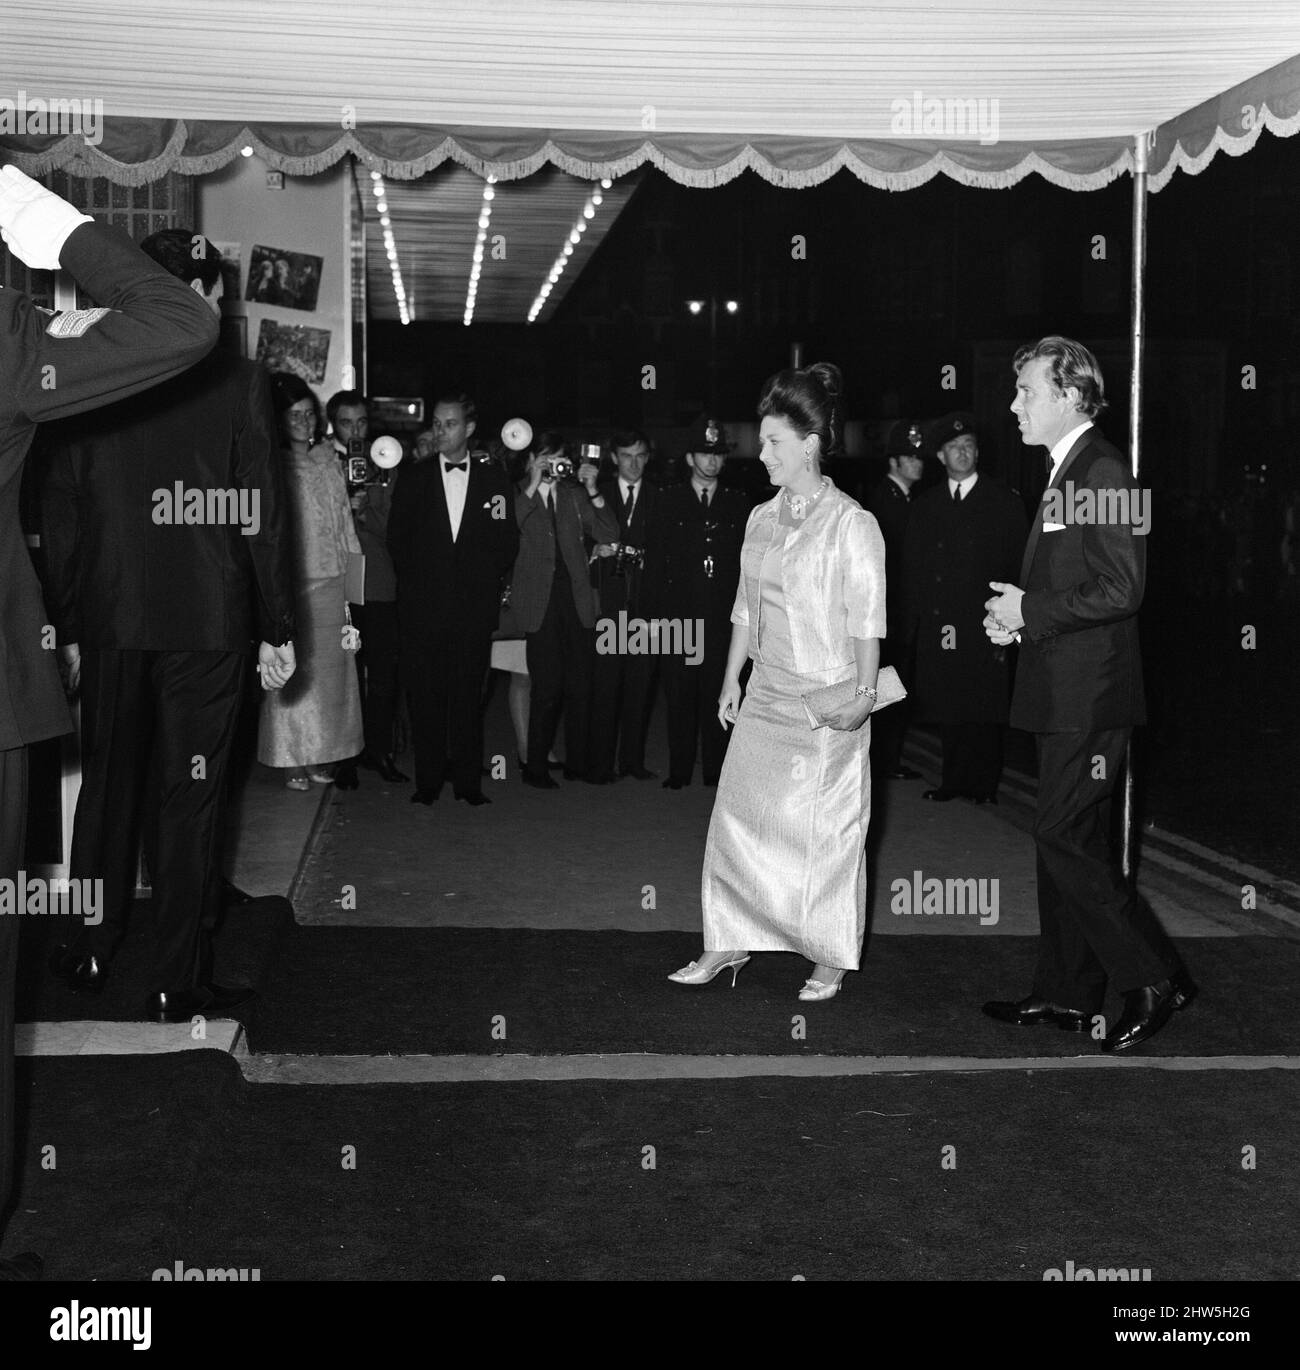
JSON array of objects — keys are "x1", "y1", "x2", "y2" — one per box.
[
  {"x1": 349, "y1": 600, "x2": 400, "y2": 758},
  {"x1": 0, "y1": 746, "x2": 26, "y2": 1233},
  {"x1": 938, "y1": 721, "x2": 1004, "y2": 798},
  {"x1": 405, "y1": 631, "x2": 491, "y2": 797},
  {"x1": 1031, "y1": 727, "x2": 1184, "y2": 1013},
  {"x1": 525, "y1": 567, "x2": 592, "y2": 778},
  {"x1": 69, "y1": 649, "x2": 247, "y2": 993},
  {"x1": 589, "y1": 645, "x2": 656, "y2": 779},
  {"x1": 662, "y1": 611, "x2": 730, "y2": 784}
]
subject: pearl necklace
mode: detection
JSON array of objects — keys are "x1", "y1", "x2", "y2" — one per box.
[{"x1": 784, "y1": 476, "x2": 830, "y2": 520}]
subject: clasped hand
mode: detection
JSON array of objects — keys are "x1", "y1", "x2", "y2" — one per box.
[
  {"x1": 983, "y1": 580, "x2": 1025, "y2": 646},
  {"x1": 817, "y1": 696, "x2": 875, "y2": 731}
]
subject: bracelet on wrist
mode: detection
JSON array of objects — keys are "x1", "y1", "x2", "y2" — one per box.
[{"x1": 855, "y1": 685, "x2": 878, "y2": 699}]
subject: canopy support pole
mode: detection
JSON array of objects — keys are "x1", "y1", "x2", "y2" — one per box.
[{"x1": 1122, "y1": 131, "x2": 1150, "y2": 881}]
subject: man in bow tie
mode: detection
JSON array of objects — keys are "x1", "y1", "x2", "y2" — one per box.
[
  {"x1": 388, "y1": 392, "x2": 518, "y2": 805},
  {"x1": 982, "y1": 336, "x2": 1193, "y2": 1054}
]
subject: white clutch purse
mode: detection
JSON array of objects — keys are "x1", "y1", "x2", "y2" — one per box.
[{"x1": 800, "y1": 665, "x2": 907, "y2": 729}]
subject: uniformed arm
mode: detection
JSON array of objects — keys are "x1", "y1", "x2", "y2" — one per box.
[
  {"x1": 11, "y1": 223, "x2": 218, "y2": 424},
  {"x1": 1021, "y1": 453, "x2": 1145, "y2": 639},
  {"x1": 234, "y1": 365, "x2": 297, "y2": 647}
]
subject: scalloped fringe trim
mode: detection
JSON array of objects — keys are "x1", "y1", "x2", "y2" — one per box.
[{"x1": 4, "y1": 117, "x2": 1295, "y2": 191}]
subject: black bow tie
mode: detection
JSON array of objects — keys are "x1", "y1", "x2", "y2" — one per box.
[{"x1": 444, "y1": 461, "x2": 468, "y2": 473}]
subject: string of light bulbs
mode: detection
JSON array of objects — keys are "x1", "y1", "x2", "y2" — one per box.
[
  {"x1": 527, "y1": 178, "x2": 612, "y2": 324},
  {"x1": 463, "y1": 176, "x2": 497, "y2": 326},
  {"x1": 370, "y1": 170, "x2": 410, "y2": 325}
]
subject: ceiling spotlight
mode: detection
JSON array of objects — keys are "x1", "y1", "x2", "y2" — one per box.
[
  {"x1": 687, "y1": 300, "x2": 704, "y2": 315},
  {"x1": 725, "y1": 300, "x2": 739, "y2": 313},
  {"x1": 600, "y1": 178, "x2": 612, "y2": 189}
]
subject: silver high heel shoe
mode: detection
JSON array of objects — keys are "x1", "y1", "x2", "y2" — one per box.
[
  {"x1": 798, "y1": 972, "x2": 846, "y2": 1002},
  {"x1": 667, "y1": 953, "x2": 751, "y2": 987}
]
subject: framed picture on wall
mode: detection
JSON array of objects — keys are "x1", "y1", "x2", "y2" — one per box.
[
  {"x1": 255, "y1": 320, "x2": 331, "y2": 383},
  {"x1": 246, "y1": 244, "x2": 323, "y2": 311}
]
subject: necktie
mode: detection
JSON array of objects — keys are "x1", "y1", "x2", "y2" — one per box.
[
  {"x1": 626, "y1": 484, "x2": 637, "y2": 523},
  {"x1": 445, "y1": 461, "x2": 467, "y2": 473},
  {"x1": 953, "y1": 484, "x2": 963, "y2": 503},
  {"x1": 700, "y1": 488, "x2": 710, "y2": 508}
]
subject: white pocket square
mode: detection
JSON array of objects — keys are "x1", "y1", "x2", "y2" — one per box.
[{"x1": 1041, "y1": 521, "x2": 1067, "y2": 532}]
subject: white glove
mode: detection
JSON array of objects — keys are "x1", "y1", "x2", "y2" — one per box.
[{"x1": 0, "y1": 165, "x2": 94, "y2": 269}]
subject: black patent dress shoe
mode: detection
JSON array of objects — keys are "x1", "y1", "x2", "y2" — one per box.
[
  {"x1": 922, "y1": 787, "x2": 961, "y2": 801},
  {"x1": 366, "y1": 753, "x2": 408, "y2": 783},
  {"x1": 146, "y1": 983, "x2": 256, "y2": 1023},
  {"x1": 982, "y1": 995, "x2": 1089, "y2": 1031},
  {"x1": 456, "y1": 791, "x2": 491, "y2": 806},
  {"x1": 0, "y1": 1251, "x2": 43, "y2": 1280},
  {"x1": 522, "y1": 769, "x2": 559, "y2": 789},
  {"x1": 620, "y1": 766, "x2": 658, "y2": 781},
  {"x1": 969, "y1": 793, "x2": 998, "y2": 805},
  {"x1": 1101, "y1": 974, "x2": 1197, "y2": 1053},
  {"x1": 49, "y1": 946, "x2": 107, "y2": 994},
  {"x1": 885, "y1": 766, "x2": 923, "y2": 780},
  {"x1": 662, "y1": 777, "x2": 688, "y2": 790},
  {"x1": 334, "y1": 762, "x2": 359, "y2": 790}
]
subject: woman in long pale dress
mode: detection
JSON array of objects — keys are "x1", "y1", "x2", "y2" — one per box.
[
  {"x1": 669, "y1": 362, "x2": 887, "y2": 1001},
  {"x1": 258, "y1": 373, "x2": 364, "y2": 789}
]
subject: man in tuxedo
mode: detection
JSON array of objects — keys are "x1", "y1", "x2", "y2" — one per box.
[
  {"x1": 867, "y1": 418, "x2": 927, "y2": 782},
  {"x1": 41, "y1": 227, "x2": 298, "y2": 1022},
  {"x1": 512, "y1": 434, "x2": 618, "y2": 788},
  {"x1": 983, "y1": 335, "x2": 1193, "y2": 1054},
  {"x1": 388, "y1": 392, "x2": 518, "y2": 805},
  {"x1": 657, "y1": 419, "x2": 748, "y2": 789},
  {"x1": 588, "y1": 430, "x2": 662, "y2": 783},
  {"x1": 903, "y1": 412, "x2": 1027, "y2": 804},
  {"x1": 0, "y1": 167, "x2": 221, "y2": 1278}
]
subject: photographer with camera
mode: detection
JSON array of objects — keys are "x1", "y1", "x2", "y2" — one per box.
[
  {"x1": 508, "y1": 433, "x2": 617, "y2": 788},
  {"x1": 328, "y1": 390, "x2": 407, "y2": 788},
  {"x1": 588, "y1": 429, "x2": 663, "y2": 784}
]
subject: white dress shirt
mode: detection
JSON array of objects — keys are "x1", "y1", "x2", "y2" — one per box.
[
  {"x1": 947, "y1": 472, "x2": 979, "y2": 501},
  {"x1": 1048, "y1": 420, "x2": 1093, "y2": 484},
  {"x1": 442, "y1": 454, "x2": 469, "y2": 540}
]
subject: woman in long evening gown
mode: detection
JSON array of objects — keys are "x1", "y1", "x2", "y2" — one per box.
[
  {"x1": 668, "y1": 362, "x2": 887, "y2": 1001},
  {"x1": 257, "y1": 373, "x2": 363, "y2": 789}
]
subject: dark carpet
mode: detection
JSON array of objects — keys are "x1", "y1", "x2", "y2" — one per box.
[
  {"x1": 7, "y1": 1052, "x2": 1297, "y2": 1281},
  {"x1": 16, "y1": 895, "x2": 294, "y2": 1023},
  {"x1": 243, "y1": 928, "x2": 1300, "y2": 1057}
]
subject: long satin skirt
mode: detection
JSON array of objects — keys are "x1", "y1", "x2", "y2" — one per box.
[
  {"x1": 258, "y1": 574, "x2": 363, "y2": 769},
  {"x1": 701, "y1": 659, "x2": 872, "y2": 969}
]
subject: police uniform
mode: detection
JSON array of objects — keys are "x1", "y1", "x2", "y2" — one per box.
[
  {"x1": 657, "y1": 427, "x2": 749, "y2": 786},
  {"x1": 0, "y1": 221, "x2": 218, "y2": 1246},
  {"x1": 901, "y1": 412, "x2": 1028, "y2": 802},
  {"x1": 866, "y1": 419, "x2": 926, "y2": 778}
]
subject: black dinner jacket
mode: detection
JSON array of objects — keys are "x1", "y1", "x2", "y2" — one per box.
[
  {"x1": 0, "y1": 223, "x2": 219, "y2": 749},
  {"x1": 595, "y1": 476, "x2": 661, "y2": 617},
  {"x1": 40, "y1": 352, "x2": 296, "y2": 653},
  {"x1": 1012, "y1": 426, "x2": 1146, "y2": 733},
  {"x1": 387, "y1": 455, "x2": 520, "y2": 641}
]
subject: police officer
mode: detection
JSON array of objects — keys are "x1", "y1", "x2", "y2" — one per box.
[
  {"x1": 867, "y1": 419, "x2": 927, "y2": 780},
  {"x1": 0, "y1": 165, "x2": 228, "y2": 1278},
  {"x1": 902, "y1": 411, "x2": 1027, "y2": 804},
  {"x1": 658, "y1": 420, "x2": 749, "y2": 788}
]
